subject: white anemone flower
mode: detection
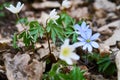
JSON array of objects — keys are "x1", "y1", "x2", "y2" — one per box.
[
  {"x1": 59, "y1": 39, "x2": 80, "y2": 65},
  {"x1": 5, "y1": 2, "x2": 24, "y2": 14},
  {"x1": 62, "y1": 0, "x2": 71, "y2": 9},
  {"x1": 48, "y1": 9, "x2": 60, "y2": 24}
]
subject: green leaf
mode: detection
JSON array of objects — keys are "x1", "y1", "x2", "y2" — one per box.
[
  {"x1": 70, "y1": 67, "x2": 85, "y2": 80},
  {"x1": 13, "y1": 33, "x2": 18, "y2": 48},
  {"x1": 29, "y1": 21, "x2": 44, "y2": 38},
  {"x1": 51, "y1": 29, "x2": 56, "y2": 43},
  {"x1": 18, "y1": 32, "x2": 25, "y2": 39},
  {"x1": 17, "y1": 18, "x2": 29, "y2": 26}
]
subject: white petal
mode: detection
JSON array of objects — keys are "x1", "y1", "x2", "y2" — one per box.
[
  {"x1": 83, "y1": 43, "x2": 92, "y2": 52},
  {"x1": 9, "y1": 5, "x2": 16, "y2": 10},
  {"x1": 90, "y1": 41, "x2": 99, "y2": 48},
  {"x1": 80, "y1": 32, "x2": 87, "y2": 40},
  {"x1": 90, "y1": 33, "x2": 100, "y2": 40},
  {"x1": 70, "y1": 53, "x2": 80, "y2": 60},
  {"x1": 59, "y1": 54, "x2": 65, "y2": 60},
  {"x1": 65, "y1": 58, "x2": 73, "y2": 65},
  {"x1": 85, "y1": 25, "x2": 89, "y2": 30},
  {"x1": 62, "y1": 0, "x2": 71, "y2": 8},
  {"x1": 77, "y1": 37, "x2": 85, "y2": 41},
  {"x1": 74, "y1": 24, "x2": 80, "y2": 31},
  {"x1": 85, "y1": 29, "x2": 92, "y2": 39},
  {"x1": 83, "y1": 43, "x2": 88, "y2": 50},
  {"x1": 18, "y1": 4, "x2": 24, "y2": 12},
  {"x1": 5, "y1": 5, "x2": 16, "y2": 13},
  {"x1": 73, "y1": 42, "x2": 86, "y2": 48},
  {"x1": 87, "y1": 44, "x2": 92, "y2": 52},
  {"x1": 64, "y1": 39, "x2": 69, "y2": 46},
  {"x1": 81, "y1": 21, "x2": 86, "y2": 30},
  {"x1": 50, "y1": 9, "x2": 56, "y2": 16},
  {"x1": 16, "y1": 2, "x2": 21, "y2": 8}
]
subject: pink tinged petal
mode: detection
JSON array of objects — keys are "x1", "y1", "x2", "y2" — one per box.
[
  {"x1": 90, "y1": 41, "x2": 99, "y2": 48},
  {"x1": 90, "y1": 33, "x2": 100, "y2": 40},
  {"x1": 70, "y1": 53, "x2": 80, "y2": 60},
  {"x1": 65, "y1": 58, "x2": 73, "y2": 65}
]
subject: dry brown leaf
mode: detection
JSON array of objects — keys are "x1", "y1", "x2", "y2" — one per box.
[
  {"x1": 97, "y1": 20, "x2": 120, "y2": 32},
  {"x1": 37, "y1": 12, "x2": 49, "y2": 27},
  {"x1": 115, "y1": 50, "x2": 120, "y2": 80},
  {"x1": 104, "y1": 28, "x2": 120, "y2": 46},
  {"x1": 98, "y1": 43, "x2": 111, "y2": 56},
  {"x1": 70, "y1": 7, "x2": 89, "y2": 19},
  {"x1": 94, "y1": 0, "x2": 116, "y2": 12},
  {"x1": 4, "y1": 53, "x2": 43, "y2": 80},
  {"x1": 32, "y1": 1, "x2": 60, "y2": 9},
  {"x1": 0, "y1": 38, "x2": 12, "y2": 43},
  {"x1": 25, "y1": 59, "x2": 43, "y2": 80}
]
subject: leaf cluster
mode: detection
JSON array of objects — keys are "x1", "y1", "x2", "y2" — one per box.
[
  {"x1": 87, "y1": 53, "x2": 116, "y2": 75},
  {"x1": 43, "y1": 61, "x2": 86, "y2": 80},
  {"x1": 46, "y1": 12, "x2": 78, "y2": 44},
  {"x1": 13, "y1": 18, "x2": 44, "y2": 48}
]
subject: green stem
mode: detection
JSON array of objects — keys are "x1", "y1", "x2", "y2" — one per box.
[
  {"x1": 16, "y1": 13, "x2": 26, "y2": 30},
  {"x1": 15, "y1": 14, "x2": 34, "y2": 41},
  {"x1": 44, "y1": 19, "x2": 52, "y2": 54}
]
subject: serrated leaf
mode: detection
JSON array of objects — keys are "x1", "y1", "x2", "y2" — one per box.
[
  {"x1": 19, "y1": 32, "x2": 25, "y2": 39},
  {"x1": 17, "y1": 18, "x2": 28, "y2": 26}
]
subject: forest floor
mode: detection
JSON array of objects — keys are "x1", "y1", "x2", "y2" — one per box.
[{"x1": 0, "y1": 0, "x2": 120, "y2": 80}]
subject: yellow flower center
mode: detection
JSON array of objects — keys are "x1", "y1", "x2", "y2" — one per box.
[
  {"x1": 62, "y1": 47, "x2": 70, "y2": 56},
  {"x1": 86, "y1": 39, "x2": 91, "y2": 43}
]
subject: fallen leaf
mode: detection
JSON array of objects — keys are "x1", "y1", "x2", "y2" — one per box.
[
  {"x1": 115, "y1": 50, "x2": 120, "y2": 80},
  {"x1": 37, "y1": 12, "x2": 49, "y2": 27},
  {"x1": 4, "y1": 53, "x2": 43, "y2": 80},
  {"x1": 32, "y1": 1, "x2": 60, "y2": 9},
  {"x1": 94, "y1": 0, "x2": 116, "y2": 12},
  {"x1": 97, "y1": 20, "x2": 120, "y2": 32},
  {"x1": 0, "y1": 38, "x2": 12, "y2": 43},
  {"x1": 70, "y1": 7, "x2": 89, "y2": 19},
  {"x1": 104, "y1": 28, "x2": 120, "y2": 46}
]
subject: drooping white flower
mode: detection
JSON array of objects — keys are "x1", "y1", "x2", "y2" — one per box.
[
  {"x1": 77, "y1": 30, "x2": 100, "y2": 52},
  {"x1": 5, "y1": 2, "x2": 24, "y2": 14},
  {"x1": 62, "y1": 0, "x2": 71, "y2": 9},
  {"x1": 59, "y1": 39, "x2": 80, "y2": 65},
  {"x1": 48, "y1": 9, "x2": 60, "y2": 24}
]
